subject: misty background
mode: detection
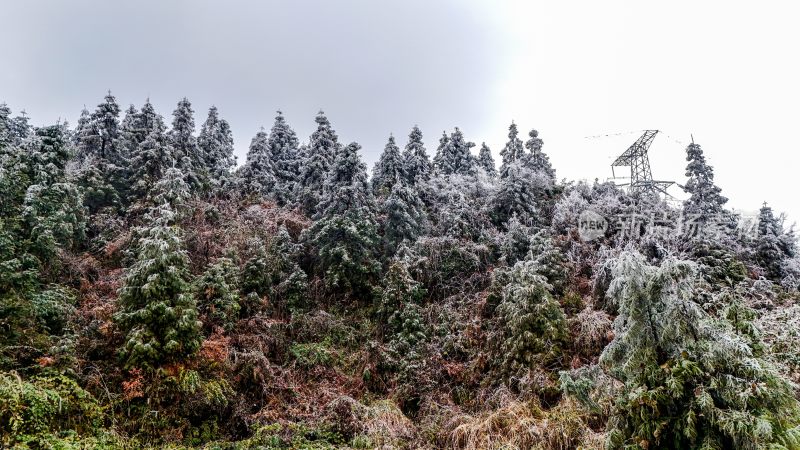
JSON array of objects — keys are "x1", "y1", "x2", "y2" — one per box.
[{"x1": 2, "y1": 0, "x2": 798, "y2": 223}]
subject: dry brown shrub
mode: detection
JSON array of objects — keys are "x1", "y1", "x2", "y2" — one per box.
[{"x1": 569, "y1": 306, "x2": 613, "y2": 359}]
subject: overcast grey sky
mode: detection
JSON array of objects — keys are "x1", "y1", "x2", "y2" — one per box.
[{"x1": 2, "y1": 0, "x2": 798, "y2": 223}]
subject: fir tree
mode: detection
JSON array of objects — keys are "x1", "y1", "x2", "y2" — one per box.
[
  {"x1": 500, "y1": 213, "x2": 531, "y2": 266},
  {"x1": 239, "y1": 239, "x2": 270, "y2": 316},
  {"x1": 757, "y1": 203, "x2": 790, "y2": 281},
  {"x1": 266, "y1": 225, "x2": 309, "y2": 314},
  {"x1": 168, "y1": 97, "x2": 201, "y2": 189},
  {"x1": 477, "y1": 142, "x2": 496, "y2": 176},
  {"x1": 297, "y1": 110, "x2": 340, "y2": 215},
  {"x1": 22, "y1": 126, "x2": 87, "y2": 259},
  {"x1": 0, "y1": 103, "x2": 11, "y2": 149},
  {"x1": 195, "y1": 256, "x2": 240, "y2": 332},
  {"x1": 267, "y1": 111, "x2": 300, "y2": 205},
  {"x1": 491, "y1": 255, "x2": 568, "y2": 378},
  {"x1": 92, "y1": 92, "x2": 122, "y2": 163},
  {"x1": 490, "y1": 162, "x2": 538, "y2": 226},
  {"x1": 128, "y1": 128, "x2": 174, "y2": 203},
  {"x1": 434, "y1": 128, "x2": 476, "y2": 176},
  {"x1": 114, "y1": 204, "x2": 202, "y2": 369},
  {"x1": 306, "y1": 142, "x2": 380, "y2": 300},
  {"x1": 432, "y1": 131, "x2": 449, "y2": 174},
  {"x1": 599, "y1": 251, "x2": 800, "y2": 449},
  {"x1": 371, "y1": 135, "x2": 404, "y2": 197},
  {"x1": 524, "y1": 128, "x2": 555, "y2": 181},
  {"x1": 198, "y1": 106, "x2": 236, "y2": 191},
  {"x1": 402, "y1": 125, "x2": 431, "y2": 185},
  {"x1": 382, "y1": 182, "x2": 426, "y2": 254},
  {"x1": 239, "y1": 128, "x2": 276, "y2": 197},
  {"x1": 683, "y1": 142, "x2": 733, "y2": 234},
  {"x1": 75, "y1": 92, "x2": 126, "y2": 213},
  {"x1": 500, "y1": 122, "x2": 524, "y2": 177}
]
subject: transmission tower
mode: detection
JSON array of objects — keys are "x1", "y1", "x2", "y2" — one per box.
[{"x1": 611, "y1": 130, "x2": 674, "y2": 196}]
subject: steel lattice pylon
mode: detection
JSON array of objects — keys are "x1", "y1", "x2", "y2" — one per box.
[{"x1": 611, "y1": 130, "x2": 674, "y2": 196}]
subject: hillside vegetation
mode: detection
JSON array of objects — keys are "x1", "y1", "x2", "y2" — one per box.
[{"x1": 1, "y1": 95, "x2": 799, "y2": 449}]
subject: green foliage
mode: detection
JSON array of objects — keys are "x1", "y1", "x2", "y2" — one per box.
[
  {"x1": 0, "y1": 372, "x2": 104, "y2": 447},
  {"x1": 266, "y1": 226, "x2": 309, "y2": 314},
  {"x1": 490, "y1": 256, "x2": 569, "y2": 378},
  {"x1": 115, "y1": 207, "x2": 202, "y2": 369},
  {"x1": 290, "y1": 342, "x2": 335, "y2": 369},
  {"x1": 195, "y1": 256, "x2": 240, "y2": 332},
  {"x1": 307, "y1": 142, "x2": 380, "y2": 301},
  {"x1": 600, "y1": 252, "x2": 800, "y2": 449}
]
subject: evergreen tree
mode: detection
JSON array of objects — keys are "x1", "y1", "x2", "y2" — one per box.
[
  {"x1": 239, "y1": 128, "x2": 276, "y2": 197},
  {"x1": 491, "y1": 255, "x2": 568, "y2": 378},
  {"x1": 128, "y1": 128, "x2": 174, "y2": 203},
  {"x1": 239, "y1": 239, "x2": 270, "y2": 316},
  {"x1": 524, "y1": 128, "x2": 555, "y2": 181},
  {"x1": 500, "y1": 122, "x2": 524, "y2": 177},
  {"x1": 490, "y1": 162, "x2": 538, "y2": 226},
  {"x1": 434, "y1": 128, "x2": 476, "y2": 176},
  {"x1": 267, "y1": 111, "x2": 300, "y2": 205},
  {"x1": 195, "y1": 256, "x2": 240, "y2": 332},
  {"x1": 500, "y1": 213, "x2": 531, "y2": 266},
  {"x1": 198, "y1": 106, "x2": 236, "y2": 191},
  {"x1": 168, "y1": 97, "x2": 201, "y2": 189},
  {"x1": 306, "y1": 142, "x2": 380, "y2": 300},
  {"x1": 75, "y1": 92, "x2": 126, "y2": 213},
  {"x1": 72, "y1": 107, "x2": 95, "y2": 162},
  {"x1": 402, "y1": 125, "x2": 431, "y2": 185},
  {"x1": 382, "y1": 182, "x2": 426, "y2": 254},
  {"x1": 371, "y1": 135, "x2": 404, "y2": 197},
  {"x1": 92, "y1": 92, "x2": 123, "y2": 163},
  {"x1": 266, "y1": 225, "x2": 309, "y2": 314},
  {"x1": 22, "y1": 126, "x2": 87, "y2": 259},
  {"x1": 114, "y1": 203, "x2": 202, "y2": 369},
  {"x1": 432, "y1": 131, "x2": 449, "y2": 174},
  {"x1": 0, "y1": 103, "x2": 11, "y2": 149},
  {"x1": 683, "y1": 142, "x2": 733, "y2": 234},
  {"x1": 297, "y1": 110, "x2": 340, "y2": 215},
  {"x1": 599, "y1": 251, "x2": 800, "y2": 449},
  {"x1": 477, "y1": 142, "x2": 496, "y2": 176},
  {"x1": 757, "y1": 203, "x2": 790, "y2": 280}
]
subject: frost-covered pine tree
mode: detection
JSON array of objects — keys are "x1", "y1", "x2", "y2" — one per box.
[
  {"x1": 267, "y1": 111, "x2": 301, "y2": 205},
  {"x1": 198, "y1": 106, "x2": 236, "y2": 191},
  {"x1": 598, "y1": 251, "x2": 800, "y2": 449},
  {"x1": 195, "y1": 255, "x2": 240, "y2": 332},
  {"x1": 402, "y1": 125, "x2": 431, "y2": 185},
  {"x1": 371, "y1": 135, "x2": 405, "y2": 197},
  {"x1": 114, "y1": 203, "x2": 202, "y2": 369},
  {"x1": 683, "y1": 142, "x2": 734, "y2": 233},
  {"x1": 378, "y1": 254, "x2": 426, "y2": 345},
  {"x1": 266, "y1": 225, "x2": 309, "y2": 314},
  {"x1": 490, "y1": 162, "x2": 538, "y2": 226},
  {"x1": 92, "y1": 91, "x2": 123, "y2": 163},
  {"x1": 75, "y1": 92, "x2": 126, "y2": 213},
  {"x1": 239, "y1": 128, "x2": 276, "y2": 197},
  {"x1": 168, "y1": 97, "x2": 201, "y2": 189},
  {"x1": 477, "y1": 142, "x2": 496, "y2": 176},
  {"x1": 21, "y1": 125, "x2": 87, "y2": 258},
  {"x1": 500, "y1": 213, "x2": 531, "y2": 266},
  {"x1": 150, "y1": 166, "x2": 191, "y2": 215},
  {"x1": 434, "y1": 128, "x2": 476, "y2": 176},
  {"x1": 432, "y1": 131, "x2": 449, "y2": 175},
  {"x1": 297, "y1": 110, "x2": 341, "y2": 215},
  {"x1": 500, "y1": 122, "x2": 524, "y2": 177},
  {"x1": 306, "y1": 141, "x2": 380, "y2": 300},
  {"x1": 490, "y1": 254, "x2": 568, "y2": 378},
  {"x1": 524, "y1": 128, "x2": 555, "y2": 182},
  {"x1": 128, "y1": 128, "x2": 175, "y2": 203},
  {"x1": 0, "y1": 103, "x2": 12, "y2": 150},
  {"x1": 382, "y1": 181, "x2": 427, "y2": 254},
  {"x1": 756, "y1": 202, "x2": 792, "y2": 281}
]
